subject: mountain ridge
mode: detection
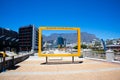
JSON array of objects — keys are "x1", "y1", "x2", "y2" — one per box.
[{"x1": 42, "y1": 32, "x2": 99, "y2": 43}]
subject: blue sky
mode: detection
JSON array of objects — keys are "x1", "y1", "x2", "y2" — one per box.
[{"x1": 0, "y1": 0, "x2": 120, "y2": 40}]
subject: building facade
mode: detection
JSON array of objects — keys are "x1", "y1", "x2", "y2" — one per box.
[
  {"x1": 57, "y1": 36, "x2": 66, "y2": 48},
  {"x1": 106, "y1": 45, "x2": 120, "y2": 52},
  {"x1": 19, "y1": 25, "x2": 38, "y2": 52},
  {"x1": 0, "y1": 27, "x2": 19, "y2": 52}
]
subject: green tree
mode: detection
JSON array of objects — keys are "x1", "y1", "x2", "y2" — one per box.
[
  {"x1": 81, "y1": 44, "x2": 87, "y2": 49},
  {"x1": 73, "y1": 45, "x2": 78, "y2": 49}
]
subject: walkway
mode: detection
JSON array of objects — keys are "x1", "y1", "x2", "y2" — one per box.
[{"x1": 0, "y1": 56, "x2": 120, "y2": 80}]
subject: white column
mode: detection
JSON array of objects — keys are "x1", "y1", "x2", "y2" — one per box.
[{"x1": 106, "y1": 49, "x2": 114, "y2": 62}]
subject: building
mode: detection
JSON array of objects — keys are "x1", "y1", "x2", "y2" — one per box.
[
  {"x1": 0, "y1": 27, "x2": 19, "y2": 52},
  {"x1": 57, "y1": 36, "x2": 66, "y2": 48},
  {"x1": 19, "y1": 25, "x2": 38, "y2": 52},
  {"x1": 106, "y1": 45, "x2": 120, "y2": 52}
]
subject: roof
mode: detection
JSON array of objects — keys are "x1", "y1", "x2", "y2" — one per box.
[{"x1": 107, "y1": 45, "x2": 120, "y2": 47}]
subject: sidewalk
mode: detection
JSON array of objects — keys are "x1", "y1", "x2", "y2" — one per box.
[{"x1": 0, "y1": 56, "x2": 120, "y2": 80}]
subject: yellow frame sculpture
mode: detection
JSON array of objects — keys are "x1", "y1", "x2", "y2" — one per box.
[{"x1": 38, "y1": 27, "x2": 81, "y2": 57}]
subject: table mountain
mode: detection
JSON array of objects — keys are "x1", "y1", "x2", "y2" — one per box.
[{"x1": 42, "y1": 32, "x2": 99, "y2": 43}]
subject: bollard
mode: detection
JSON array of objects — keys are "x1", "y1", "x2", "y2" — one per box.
[
  {"x1": 46, "y1": 56, "x2": 48, "y2": 64},
  {"x1": 2, "y1": 56, "x2": 6, "y2": 72},
  {"x1": 106, "y1": 49, "x2": 114, "y2": 62},
  {"x1": 72, "y1": 56, "x2": 74, "y2": 63},
  {"x1": 12, "y1": 56, "x2": 14, "y2": 67}
]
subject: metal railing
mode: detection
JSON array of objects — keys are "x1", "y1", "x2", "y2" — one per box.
[
  {"x1": 114, "y1": 52, "x2": 120, "y2": 61},
  {"x1": 83, "y1": 51, "x2": 106, "y2": 59},
  {"x1": 82, "y1": 50, "x2": 120, "y2": 62},
  {"x1": 0, "y1": 52, "x2": 31, "y2": 72}
]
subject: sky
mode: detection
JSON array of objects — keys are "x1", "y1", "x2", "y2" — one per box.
[{"x1": 0, "y1": 0, "x2": 120, "y2": 40}]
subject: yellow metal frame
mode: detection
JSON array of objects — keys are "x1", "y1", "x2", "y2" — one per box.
[
  {"x1": 0, "y1": 51, "x2": 6, "y2": 57},
  {"x1": 38, "y1": 27, "x2": 81, "y2": 57}
]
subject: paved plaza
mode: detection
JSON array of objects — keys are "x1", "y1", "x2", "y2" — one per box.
[{"x1": 0, "y1": 56, "x2": 120, "y2": 80}]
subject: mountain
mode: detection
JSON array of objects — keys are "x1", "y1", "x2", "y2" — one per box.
[
  {"x1": 81, "y1": 32, "x2": 99, "y2": 42},
  {"x1": 42, "y1": 32, "x2": 99, "y2": 43}
]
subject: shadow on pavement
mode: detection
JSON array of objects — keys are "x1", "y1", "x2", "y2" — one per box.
[
  {"x1": 8, "y1": 65, "x2": 20, "y2": 70},
  {"x1": 41, "y1": 61, "x2": 83, "y2": 65}
]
